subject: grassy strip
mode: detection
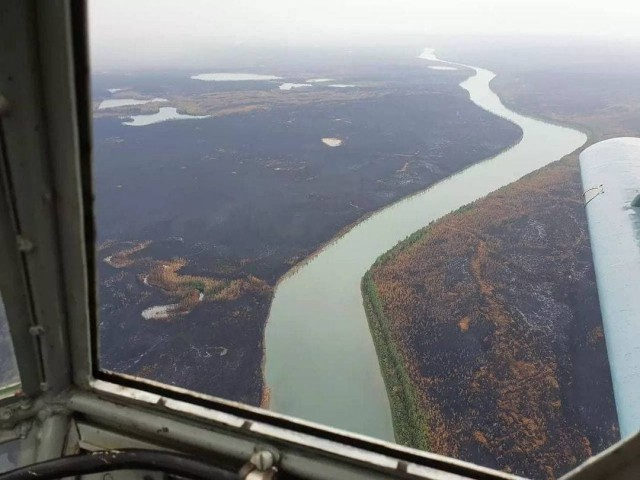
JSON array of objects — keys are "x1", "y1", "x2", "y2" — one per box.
[
  {"x1": 372, "y1": 202, "x2": 477, "y2": 268},
  {"x1": 361, "y1": 202, "x2": 481, "y2": 449},
  {"x1": 361, "y1": 270, "x2": 429, "y2": 450}
]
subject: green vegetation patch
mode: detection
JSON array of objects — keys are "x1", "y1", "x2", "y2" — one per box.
[
  {"x1": 361, "y1": 271, "x2": 429, "y2": 450},
  {"x1": 362, "y1": 204, "x2": 481, "y2": 450},
  {"x1": 184, "y1": 280, "x2": 206, "y2": 293}
]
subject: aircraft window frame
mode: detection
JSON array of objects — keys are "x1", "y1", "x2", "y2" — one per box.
[
  {"x1": 0, "y1": 5, "x2": 52, "y2": 401},
  {"x1": 0, "y1": 0, "x2": 91, "y2": 401},
  {"x1": 0, "y1": 1, "x2": 636, "y2": 479}
]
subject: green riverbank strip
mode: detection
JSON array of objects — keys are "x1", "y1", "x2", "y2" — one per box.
[
  {"x1": 361, "y1": 232, "x2": 429, "y2": 450},
  {"x1": 361, "y1": 204, "x2": 482, "y2": 449}
]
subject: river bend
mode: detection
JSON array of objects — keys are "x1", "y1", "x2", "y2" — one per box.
[{"x1": 263, "y1": 49, "x2": 587, "y2": 441}]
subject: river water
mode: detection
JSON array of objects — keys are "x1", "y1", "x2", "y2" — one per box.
[{"x1": 263, "y1": 49, "x2": 587, "y2": 442}]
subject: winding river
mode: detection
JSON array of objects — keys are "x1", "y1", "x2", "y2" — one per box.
[{"x1": 263, "y1": 49, "x2": 587, "y2": 442}]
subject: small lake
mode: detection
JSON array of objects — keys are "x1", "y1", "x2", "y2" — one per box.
[
  {"x1": 263, "y1": 49, "x2": 587, "y2": 442},
  {"x1": 122, "y1": 107, "x2": 209, "y2": 127},
  {"x1": 279, "y1": 83, "x2": 312, "y2": 91},
  {"x1": 321, "y1": 137, "x2": 343, "y2": 147},
  {"x1": 191, "y1": 73, "x2": 282, "y2": 81}
]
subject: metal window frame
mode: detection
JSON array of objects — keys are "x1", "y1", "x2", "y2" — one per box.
[
  {"x1": 0, "y1": 0, "x2": 74, "y2": 399},
  {"x1": 0, "y1": 1, "x2": 637, "y2": 479}
]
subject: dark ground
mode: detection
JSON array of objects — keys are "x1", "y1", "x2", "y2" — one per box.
[
  {"x1": 94, "y1": 49, "x2": 522, "y2": 405},
  {"x1": 438, "y1": 38, "x2": 640, "y2": 139}
]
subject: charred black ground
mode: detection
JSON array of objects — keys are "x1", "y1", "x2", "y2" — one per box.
[{"x1": 93, "y1": 49, "x2": 522, "y2": 405}]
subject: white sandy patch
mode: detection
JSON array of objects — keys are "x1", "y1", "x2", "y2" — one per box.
[
  {"x1": 328, "y1": 84, "x2": 355, "y2": 88},
  {"x1": 142, "y1": 284, "x2": 205, "y2": 320},
  {"x1": 279, "y1": 83, "x2": 313, "y2": 91},
  {"x1": 98, "y1": 98, "x2": 167, "y2": 110},
  {"x1": 142, "y1": 304, "x2": 179, "y2": 320},
  {"x1": 191, "y1": 73, "x2": 281, "y2": 81},
  {"x1": 322, "y1": 138, "x2": 343, "y2": 147},
  {"x1": 108, "y1": 88, "x2": 124, "y2": 93},
  {"x1": 418, "y1": 48, "x2": 437, "y2": 60},
  {"x1": 429, "y1": 66, "x2": 457, "y2": 71},
  {"x1": 306, "y1": 78, "x2": 333, "y2": 83}
]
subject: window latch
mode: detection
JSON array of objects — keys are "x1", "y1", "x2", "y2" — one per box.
[{"x1": 239, "y1": 450, "x2": 278, "y2": 480}]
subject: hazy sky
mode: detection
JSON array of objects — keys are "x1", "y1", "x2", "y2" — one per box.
[{"x1": 90, "y1": 0, "x2": 640, "y2": 68}]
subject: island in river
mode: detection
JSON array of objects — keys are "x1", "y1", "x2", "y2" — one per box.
[
  {"x1": 93, "y1": 46, "x2": 522, "y2": 405},
  {"x1": 362, "y1": 40, "x2": 640, "y2": 478}
]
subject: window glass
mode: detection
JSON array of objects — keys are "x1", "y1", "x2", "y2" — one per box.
[
  {"x1": 89, "y1": 1, "x2": 637, "y2": 477},
  {"x1": 0, "y1": 439, "x2": 20, "y2": 473},
  {"x1": 0, "y1": 293, "x2": 20, "y2": 391}
]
